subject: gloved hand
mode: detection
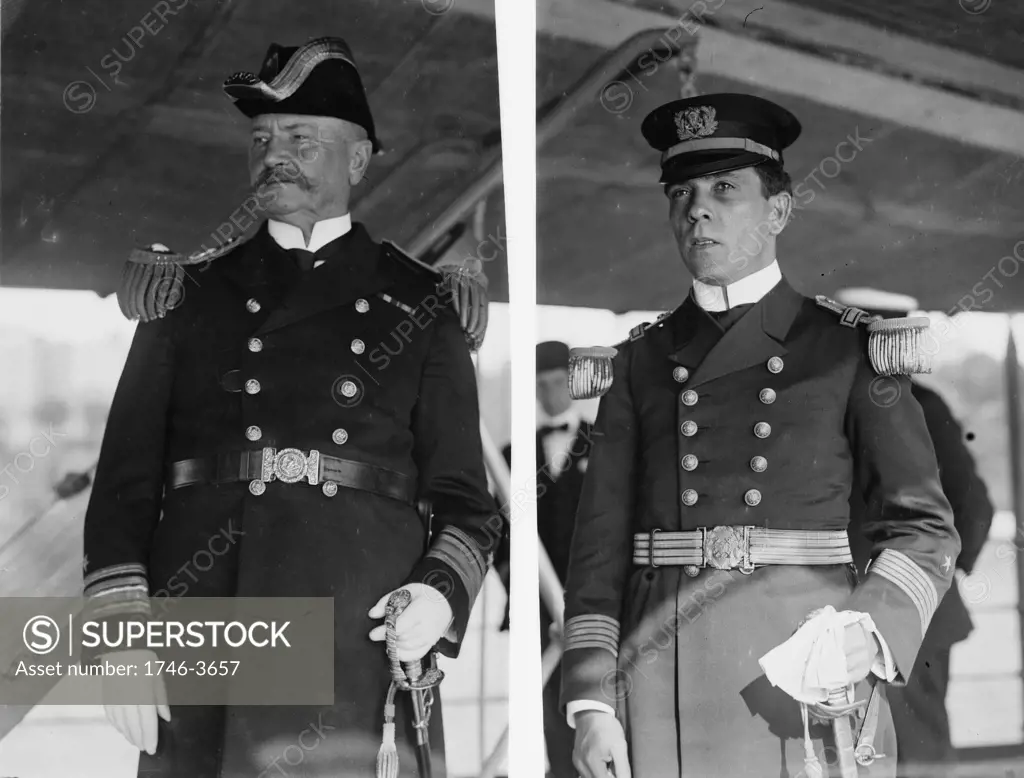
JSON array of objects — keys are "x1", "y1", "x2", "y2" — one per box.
[
  {"x1": 99, "y1": 649, "x2": 171, "y2": 755},
  {"x1": 368, "y1": 583, "x2": 454, "y2": 661}
]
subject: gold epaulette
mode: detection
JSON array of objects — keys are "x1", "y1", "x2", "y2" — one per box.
[
  {"x1": 117, "y1": 236, "x2": 243, "y2": 322},
  {"x1": 568, "y1": 312, "x2": 671, "y2": 400},
  {"x1": 382, "y1": 240, "x2": 489, "y2": 352},
  {"x1": 815, "y1": 295, "x2": 932, "y2": 376},
  {"x1": 569, "y1": 346, "x2": 618, "y2": 400}
]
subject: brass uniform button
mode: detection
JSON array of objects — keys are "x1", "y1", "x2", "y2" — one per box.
[
  {"x1": 332, "y1": 429, "x2": 349, "y2": 445},
  {"x1": 249, "y1": 480, "x2": 266, "y2": 496},
  {"x1": 681, "y1": 454, "x2": 698, "y2": 471},
  {"x1": 681, "y1": 489, "x2": 699, "y2": 506},
  {"x1": 246, "y1": 298, "x2": 261, "y2": 313},
  {"x1": 245, "y1": 379, "x2": 261, "y2": 395},
  {"x1": 322, "y1": 481, "x2": 339, "y2": 497},
  {"x1": 339, "y1": 381, "x2": 359, "y2": 398},
  {"x1": 355, "y1": 298, "x2": 370, "y2": 313},
  {"x1": 246, "y1": 425, "x2": 262, "y2": 442},
  {"x1": 351, "y1": 339, "x2": 365, "y2": 355},
  {"x1": 767, "y1": 356, "x2": 784, "y2": 374},
  {"x1": 248, "y1": 338, "x2": 263, "y2": 353},
  {"x1": 759, "y1": 388, "x2": 777, "y2": 404},
  {"x1": 680, "y1": 421, "x2": 698, "y2": 437},
  {"x1": 672, "y1": 366, "x2": 690, "y2": 383},
  {"x1": 753, "y1": 422, "x2": 771, "y2": 439},
  {"x1": 744, "y1": 489, "x2": 762, "y2": 507},
  {"x1": 681, "y1": 390, "x2": 699, "y2": 406},
  {"x1": 750, "y1": 456, "x2": 767, "y2": 473}
]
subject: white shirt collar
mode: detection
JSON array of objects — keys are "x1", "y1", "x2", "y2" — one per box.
[
  {"x1": 267, "y1": 214, "x2": 352, "y2": 254},
  {"x1": 692, "y1": 260, "x2": 782, "y2": 312}
]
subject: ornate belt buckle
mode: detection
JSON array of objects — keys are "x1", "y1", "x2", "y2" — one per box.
[
  {"x1": 702, "y1": 526, "x2": 748, "y2": 570},
  {"x1": 257, "y1": 447, "x2": 320, "y2": 487}
]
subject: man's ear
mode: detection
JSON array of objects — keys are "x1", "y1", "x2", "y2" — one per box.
[
  {"x1": 767, "y1": 190, "x2": 793, "y2": 235},
  {"x1": 348, "y1": 140, "x2": 373, "y2": 185}
]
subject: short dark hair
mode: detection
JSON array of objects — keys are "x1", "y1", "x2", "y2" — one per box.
[{"x1": 753, "y1": 160, "x2": 792, "y2": 198}]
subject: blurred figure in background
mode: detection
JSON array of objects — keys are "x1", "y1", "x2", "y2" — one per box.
[
  {"x1": 496, "y1": 341, "x2": 592, "y2": 778},
  {"x1": 837, "y1": 287, "x2": 996, "y2": 778}
]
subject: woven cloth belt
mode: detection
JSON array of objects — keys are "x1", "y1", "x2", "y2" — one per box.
[
  {"x1": 169, "y1": 448, "x2": 416, "y2": 505},
  {"x1": 633, "y1": 527, "x2": 852, "y2": 571}
]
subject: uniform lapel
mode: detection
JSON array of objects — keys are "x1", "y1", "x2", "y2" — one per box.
[
  {"x1": 687, "y1": 277, "x2": 804, "y2": 388},
  {"x1": 255, "y1": 223, "x2": 396, "y2": 335},
  {"x1": 666, "y1": 296, "x2": 724, "y2": 369},
  {"x1": 216, "y1": 225, "x2": 297, "y2": 307}
]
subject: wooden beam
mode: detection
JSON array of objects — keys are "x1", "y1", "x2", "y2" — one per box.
[
  {"x1": 455, "y1": 0, "x2": 1024, "y2": 157},
  {"x1": 653, "y1": 0, "x2": 1023, "y2": 107}
]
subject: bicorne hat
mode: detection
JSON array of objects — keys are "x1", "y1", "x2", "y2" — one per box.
[{"x1": 224, "y1": 37, "x2": 380, "y2": 152}]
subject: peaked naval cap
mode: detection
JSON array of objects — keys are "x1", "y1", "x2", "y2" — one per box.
[{"x1": 641, "y1": 93, "x2": 801, "y2": 184}]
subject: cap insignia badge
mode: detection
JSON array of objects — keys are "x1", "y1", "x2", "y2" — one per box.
[{"x1": 675, "y1": 106, "x2": 719, "y2": 141}]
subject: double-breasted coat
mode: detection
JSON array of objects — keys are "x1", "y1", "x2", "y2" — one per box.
[
  {"x1": 560, "y1": 278, "x2": 960, "y2": 777},
  {"x1": 82, "y1": 222, "x2": 497, "y2": 777}
]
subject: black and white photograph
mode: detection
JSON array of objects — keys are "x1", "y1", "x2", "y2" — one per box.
[
  {"x1": 0, "y1": 1, "x2": 511, "y2": 776},
  {"x1": 537, "y1": 1, "x2": 1024, "y2": 777}
]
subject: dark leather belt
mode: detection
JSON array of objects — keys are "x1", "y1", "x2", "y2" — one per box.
[{"x1": 168, "y1": 447, "x2": 416, "y2": 504}]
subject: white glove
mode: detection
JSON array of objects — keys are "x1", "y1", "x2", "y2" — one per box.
[
  {"x1": 368, "y1": 583, "x2": 454, "y2": 662},
  {"x1": 99, "y1": 649, "x2": 171, "y2": 755}
]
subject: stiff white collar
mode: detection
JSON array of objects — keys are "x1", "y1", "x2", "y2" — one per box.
[
  {"x1": 267, "y1": 214, "x2": 352, "y2": 254},
  {"x1": 692, "y1": 260, "x2": 782, "y2": 312}
]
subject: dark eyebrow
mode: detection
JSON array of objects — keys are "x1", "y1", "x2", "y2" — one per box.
[{"x1": 666, "y1": 171, "x2": 740, "y2": 193}]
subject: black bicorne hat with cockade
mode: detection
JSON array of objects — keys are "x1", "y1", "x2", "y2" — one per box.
[
  {"x1": 223, "y1": 37, "x2": 380, "y2": 152},
  {"x1": 641, "y1": 93, "x2": 801, "y2": 184}
]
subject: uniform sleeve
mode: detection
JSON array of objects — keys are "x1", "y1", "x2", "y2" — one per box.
[
  {"x1": 406, "y1": 305, "x2": 497, "y2": 658},
  {"x1": 842, "y1": 352, "x2": 961, "y2": 681},
  {"x1": 82, "y1": 316, "x2": 175, "y2": 638},
  {"x1": 560, "y1": 348, "x2": 637, "y2": 711},
  {"x1": 916, "y1": 389, "x2": 994, "y2": 574}
]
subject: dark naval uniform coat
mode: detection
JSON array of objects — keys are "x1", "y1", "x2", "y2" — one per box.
[
  {"x1": 82, "y1": 222, "x2": 496, "y2": 777},
  {"x1": 850, "y1": 383, "x2": 993, "y2": 775},
  {"x1": 561, "y1": 278, "x2": 960, "y2": 778}
]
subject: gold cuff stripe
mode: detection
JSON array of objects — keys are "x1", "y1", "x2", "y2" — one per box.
[
  {"x1": 83, "y1": 563, "x2": 147, "y2": 590},
  {"x1": 565, "y1": 614, "x2": 620, "y2": 655},
  {"x1": 86, "y1": 579, "x2": 149, "y2": 599},
  {"x1": 870, "y1": 549, "x2": 939, "y2": 636},
  {"x1": 426, "y1": 527, "x2": 488, "y2": 603},
  {"x1": 84, "y1": 600, "x2": 153, "y2": 621},
  {"x1": 566, "y1": 638, "x2": 620, "y2": 654}
]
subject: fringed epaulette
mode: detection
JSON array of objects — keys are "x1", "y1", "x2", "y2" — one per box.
[
  {"x1": 569, "y1": 346, "x2": 618, "y2": 400},
  {"x1": 381, "y1": 239, "x2": 489, "y2": 352},
  {"x1": 117, "y1": 236, "x2": 243, "y2": 322},
  {"x1": 815, "y1": 295, "x2": 932, "y2": 376},
  {"x1": 568, "y1": 312, "x2": 671, "y2": 400}
]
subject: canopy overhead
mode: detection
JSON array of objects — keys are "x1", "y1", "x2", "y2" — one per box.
[{"x1": 523, "y1": 0, "x2": 1024, "y2": 313}]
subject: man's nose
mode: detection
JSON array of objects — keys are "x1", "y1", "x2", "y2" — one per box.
[
  {"x1": 262, "y1": 137, "x2": 293, "y2": 167},
  {"x1": 687, "y1": 195, "x2": 712, "y2": 223}
]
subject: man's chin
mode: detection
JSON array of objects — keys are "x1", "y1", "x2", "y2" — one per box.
[{"x1": 679, "y1": 245, "x2": 730, "y2": 280}]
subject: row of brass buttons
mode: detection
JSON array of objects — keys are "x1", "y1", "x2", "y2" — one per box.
[{"x1": 674, "y1": 356, "x2": 785, "y2": 508}]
